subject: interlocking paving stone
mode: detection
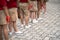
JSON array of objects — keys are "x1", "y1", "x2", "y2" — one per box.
[{"x1": 9, "y1": 0, "x2": 60, "y2": 40}]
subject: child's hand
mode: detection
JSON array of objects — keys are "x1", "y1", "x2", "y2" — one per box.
[
  {"x1": 6, "y1": 16, "x2": 10, "y2": 23},
  {"x1": 28, "y1": 4, "x2": 33, "y2": 10}
]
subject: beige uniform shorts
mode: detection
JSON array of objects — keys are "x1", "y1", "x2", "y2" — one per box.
[
  {"x1": 8, "y1": 8, "x2": 18, "y2": 22},
  {"x1": 0, "y1": 10, "x2": 7, "y2": 25},
  {"x1": 29, "y1": 1, "x2": 38, "y2": 11},
  {"x1": 19, "y1": 3, "x2": 29, "y2": 16}
]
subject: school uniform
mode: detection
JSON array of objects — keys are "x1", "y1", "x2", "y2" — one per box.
[
  {"x1": 29, "y1": 0, "x2": 38, "y2": 12},
  {"x1": 7, "y1": 0, "x2": 18, "y2": 21},
  {"x1": 37, "y1": 0, "x2": 44, "y2": 10},
  {"x1": 19, "y1": 0, "x2": 29, "y2": 16},
  {"x1": 0, "y1": 0, "x2": 7, "y2": 25}
]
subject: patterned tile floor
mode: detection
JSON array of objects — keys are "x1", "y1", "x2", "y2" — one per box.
[{"x1": 9, "y1": 1, "x2": 60, "y2": 40}]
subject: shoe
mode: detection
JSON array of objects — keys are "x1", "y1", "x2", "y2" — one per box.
[
  {"x1": 25, "y1": 24, "x2": 31, "y2": 28},
  {"x1": 15, "y1": 31, "x2": 22, "y2": 34},
  {"x1": 14, "y1": 31, "x2": 22, "y2": 35},
  {"x1": 33, "y1": 19, "x2": 38, "y2": 23},
  {"x1": 29, "y1": 18, "x2": 32, "y2": 23},
  {"x1": 40, "y1": 12, "x2": 43, "y2": 14},
  {"x1": 20, "y1": 24, "x2": 24, "y2": 27},
  {"x1": 8, "y1": 32, "x2": 13, "y2": 35},
  {"x1": 37, "y1": 17, "x2": 43, "y2": 21}
]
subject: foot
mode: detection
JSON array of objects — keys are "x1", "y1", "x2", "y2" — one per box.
[
  {"x1": 33, "y1": 19, "x2": 38, "y2": 23},
  {"x1": 8, "y1": 32, "x2": 13, "y2": 35},
  {"x1": 25, "y1": 24, "x2": 31, "y2": 28},
  {"x1": 14, "y1": 31, "x2": 22, "y2": 35},
  {"x1": 37, "y1": 17, "x2": 43, "y2": 21},
  {"x1": 20, "y1": 24, "x2": 24, "y2": 27}
]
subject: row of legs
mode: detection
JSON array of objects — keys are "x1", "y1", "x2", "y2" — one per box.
[{"x1": 0, "y1": 2, "x2": 46, "y2": 40}]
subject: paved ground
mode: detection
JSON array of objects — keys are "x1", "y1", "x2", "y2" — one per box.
[{"x1": 9, "y1": 0, "x2": 60, "y2": 40}]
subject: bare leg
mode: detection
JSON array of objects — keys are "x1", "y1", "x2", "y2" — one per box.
[
  {"x1": 31, "y1": 12, "x2": 36, "y2": 19},
  {"x1": 33, "y1": 12, "x2": 36, "y2": 19},
  {"x1": 0, "y1": 26, "x2": 3, "y2": 40},
  {"x1": 35, "y1": 11, "x2": 37, "y2": 19},
  {"x1": 3, "y1": 24, "x2": 9, "y2": 40},
  {"x1": 24, "y1": 10, "x2": 31, "y2": 28},
  {"x1": 31, "y1": 12, "x2": 34, "y2": 20},
  {"x1": 20, "y1": 13, "x2": 24, "y2": 24},
  {"x1": 43, "y1": 3, "x2": 46, "y2": 14},
  {"x1": 9, "y1": 22, "x2": 13, "y2": 32},
  {"x1": 24, "y1": 11, "x2": 30, "y2": 25},
  {"x1": 37, "y1": 2, "x2": 41, "y2": 18},
  {"x1": 25, "y1": 16, "x2": 29, "y2": 25},
  {"x1": 13, "y1": 21, "x2": 18, "y2": 32}
]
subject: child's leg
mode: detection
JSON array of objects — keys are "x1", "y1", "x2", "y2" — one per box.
[
  {"x1": 13, "y1": 21, "x2": 18, "y2": 32},
  {"x1": 29, "y1": 12, "x2": 32, "y2": 22},
  {"x1": 42, "y1": 0, "x2": 46, "y2": 14},
  {"x1": 3, "y1": 24, "x2": 9, "y2": 40},
  {"x1": 0, "y1": 10, "x2": 9, "y2": 40},
  {"x1": 37, "y1": 1, "x2": 42, "y2": 19},
  {"x1": 24, "y1": 10, "x2": 30, "y2": 25},
  {"x1": 18, "y1": 6, "x2": 24, "y2": 26},
  {"x1": 37, "y1": 2, "x2": 40, "y2": 18},
  {"x1": 9, "y1": 8, "x2": 22, "y2": 33},
  {"x1": 31, "y1": 12, "x2": 34, "y2": 20},
  {"x1": 24, "y1": 9, "x2": 31, "y2": 28},
  {"x1": 9, "y1": 22, "x2": 13, "y2": 32},
  {"x1": 20, "y1": 15, "x2": 24, "y2": 25},
  {"x1": 43, "y1": 2, "x2": 46, "y2": 14},
  {"x1": 0, "y1": 26, "x2": 3, "y2": 40},
  {"x1": 35, "y1": 11, "x2": 38, "y2": 19},
  {"x1": 31, "y1": 12, "x2": 36, "y2": 19},
  {"x1": 20, "y1": 10, "x2": 24, "y2": 25},
  {"x1": 25, "y1": 15, "x2": 29, "y2": 26},
  {"x1": 32, "y1": 12, "x2": 38, "y2": 23},
  {"x1": 33, "y1": 12, "x2": 36, "y2": 19}
]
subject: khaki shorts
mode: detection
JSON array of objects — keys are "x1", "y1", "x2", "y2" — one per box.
[
  {"x1": 8, "y1": 8, "x2": 18, "y2": 22},
  {"x1": 19, "y1": 3, "x2": 29, "y2": 16},
  {"x1": 29, "y1": 1, "x2": 38, "y2": 11},
  {"x1": 0, "y1": 10, "x2": 7, "y2": 25},
  {"x1": 40, "y1": 0, "x2": 47, "y2": 3}
]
